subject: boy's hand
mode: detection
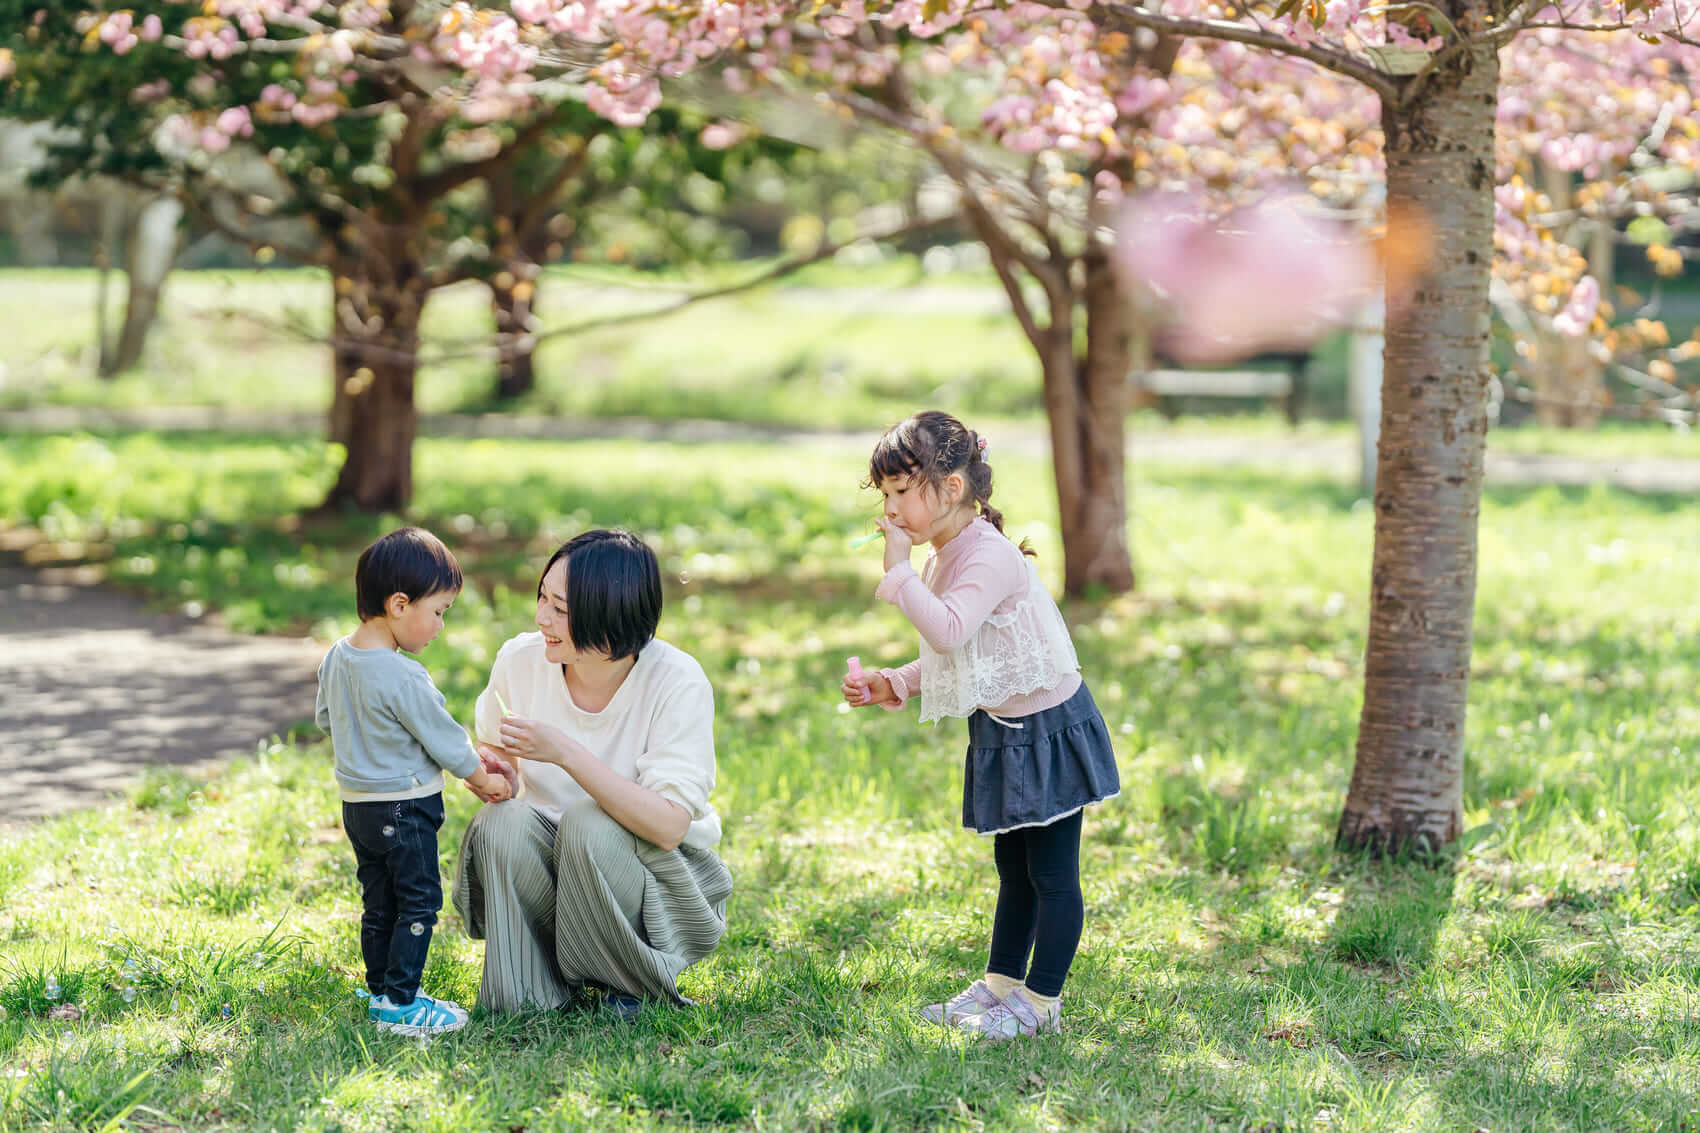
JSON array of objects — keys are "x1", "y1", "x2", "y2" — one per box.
[
  {"x1": 481, "y1": 771, "x2": 513, "y2": 803},
  {"x1": 842, "y1": 669, "x2": 897, "y2": 708},
  {"x1": 477, "y1": 743, "x2": 520, "y2": 794},
  {"x1": 464, "y1": 758, "x2": 513, "y2": 803}
]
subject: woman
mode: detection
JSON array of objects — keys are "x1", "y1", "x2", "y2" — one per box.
[{"x1": 454, "y1": 529, "x2": 732, "y2": 1013}]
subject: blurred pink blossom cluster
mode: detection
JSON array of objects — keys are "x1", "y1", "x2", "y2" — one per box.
[
  {"x1": 1113, "y1": 192, "x2": 1383, "y2": 365},
  {"x1": 182, "y1": 18, "x2": 242, "y2": 60},
  {"x1": 435, "y1": 7, "x2": 537, "y2": 80},
  {"x1": 95, "y1": 11, "x2": 162, "y2": 55},
  {"x1": 156, "y1": 106, "x2": 249, "y2": 156},
  {"x1": 699, "y1": 121, "x2": 746, "y2": 150},
  {"x1": 1552, "y1": 276, "x2": 1602, "y2": 337}
]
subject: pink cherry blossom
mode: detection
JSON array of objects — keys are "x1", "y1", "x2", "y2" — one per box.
[
  {"x1": 1552, "y1": 276, "x2": 1601, "y2": 337},
  {"x1": 1115, "y1": 191, "x2": 1379, "y2": 364},
  {"x1": 215, "y1": 106, "x2": 254, "y2": 138}
]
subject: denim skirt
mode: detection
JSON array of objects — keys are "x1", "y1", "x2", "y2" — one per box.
[{"x1": 962, "y1": 681, "x2": 1121, "y2": 835}]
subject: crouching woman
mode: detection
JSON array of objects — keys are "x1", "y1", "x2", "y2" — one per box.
[{"x1": 454, "y1": 530, "x2": 731, "y2": 1013}]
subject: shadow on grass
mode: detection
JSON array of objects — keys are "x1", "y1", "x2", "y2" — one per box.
[
  {"x1": 1140, "y1": 463, "x2": 1700, "y2": 518},
  {"x1": 1324, "y1": 853, "x2": 1459, "y2": 975}
]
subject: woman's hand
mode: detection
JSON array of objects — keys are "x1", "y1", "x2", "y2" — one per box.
[
  {"x1": 877, "y1": 516, "x2": 914, "y2": 573},
  {"x1": 465, "y1": 743, "x2": 518, "y2": 803},
  {"x1": 842, "y1": 669, "x2": 898, "y2": 708},
  {"x1": 479, "y1": 742, "x2": 519, "y2": 791},
  {"x1": 497, "y1": 714, "x2": 575, "y2": 768}
]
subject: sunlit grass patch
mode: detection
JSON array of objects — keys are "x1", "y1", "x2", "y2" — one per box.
[{"x1": 6, "y1": 433, "x2": 1700, "y2": 1126}]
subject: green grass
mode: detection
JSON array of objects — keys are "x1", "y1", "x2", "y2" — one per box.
[
  {"x1": 13, "y1": 264, "x2": 1700, "y2": 465},
  {"x1": 0, "y1": 264, "x2": 1043, "y2": 429},
  {"x1": 5, "y1": 431, "x2": 1700, "y2": 1129}
]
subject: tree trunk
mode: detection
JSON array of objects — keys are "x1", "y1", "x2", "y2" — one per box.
[
  {"x1": 92, "y1": 186, "x2": 127, "y2": 378},
  {"x1": 490, "y1": 267, "x2": 538, "y2": 400},
  {"x1": 1530, "y1": 161, "x2": 1604, "y2": 427},
  {"x1": 321, "y1": 267, "x2": 427, "y2": 513},
  {"x1": 1047, "y1": 248, "x2": 1137, "y2": 596},
  {"x1": 1337, "y1": 31, "x2": 1499, "y2": 855},
  {"x1": 104, "y1": 196, "x2": 183, "y2": 376}
]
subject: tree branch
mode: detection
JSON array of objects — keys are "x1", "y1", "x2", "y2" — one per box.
[
  {"x1": 210, "y1": 212, "x2": 958, "y2": 364},
  {"x1": 185, "y1": 188, "x2": 328, "y2": 267},
  {"x1": 1083, "y1": 1, "x2": 1402, "y2": 102},
  {"x1": 409, "y1": 106, "x2": 569, "y2": 205},
  {"x1": 481, "y1": 213, "x2": 959, "y2": 352},
  {"x1": 831, "y1": 88, "x2": 1065, "y2": 296},
  {"x1": 515, "y1": 129, "x2": 605, "y2": 243}
]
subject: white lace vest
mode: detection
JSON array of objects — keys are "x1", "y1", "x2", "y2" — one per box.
[{"x1": 917, "y1": 561, "x2": 1080, "y2": 723}]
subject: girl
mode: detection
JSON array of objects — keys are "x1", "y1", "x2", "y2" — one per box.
[{"x1": 842, "y1": 411, "x2": 1120, "y2": 1040}]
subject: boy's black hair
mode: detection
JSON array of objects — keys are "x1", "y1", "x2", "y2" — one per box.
[
  {"x1": 537, "y1": 529, "x2": 662, "y2": 662},
  {"x1": 355, "y1": 527, "x2": 463, "y2": 620}
]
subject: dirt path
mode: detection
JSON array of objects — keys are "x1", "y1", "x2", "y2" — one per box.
[{"x1": 0, "y1": 556, "x2": 324, "y2": 824}]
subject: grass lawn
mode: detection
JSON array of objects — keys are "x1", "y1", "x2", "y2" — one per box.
[
  {"x1": 0, "y1": 263, "x2": 1045, "y2": 429},
  {"x1": 2, "y1": 430, "x2": 1700, "y2": 1129},
  {"x1": 9, "y1": 264, "x2": 1700, "y2": 467}
]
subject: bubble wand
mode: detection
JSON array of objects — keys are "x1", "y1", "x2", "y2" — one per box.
[{"x1": 849, "y1": 530, "x2": 884, "y2": 548}]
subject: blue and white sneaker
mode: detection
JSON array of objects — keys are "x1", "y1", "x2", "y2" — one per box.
[{"x1": 368, "y1": 993, "x2": 469, "y2": 1036}]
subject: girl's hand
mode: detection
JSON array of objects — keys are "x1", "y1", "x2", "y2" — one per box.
[
  {"x1": 497, "y1": 714, "x2": 572, "y2": 767},
  {"x1": 877, "y1": 516, "x2": 914, "y2": 572},
  {"x1": 842, "y1": 669, "x2": 898, "y2": 708}
]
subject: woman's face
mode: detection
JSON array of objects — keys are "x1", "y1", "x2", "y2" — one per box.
[{"x1": 535, "y1": 559, "x2": 586, "y2": 665}]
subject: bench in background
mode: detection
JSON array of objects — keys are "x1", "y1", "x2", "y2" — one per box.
[{"x1": 1132, "y1": 350, "x2": 1310, "y2": 424}]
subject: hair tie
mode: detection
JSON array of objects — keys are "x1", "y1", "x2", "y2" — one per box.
[{"x1": 977, "y1": 436, "x2": 989, "y2": 457}]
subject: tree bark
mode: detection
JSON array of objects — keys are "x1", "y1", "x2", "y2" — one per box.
[
  {"x1": 1047, "y1": 247, "x2": 1137, "y2": 596},
  {"x1": 1337, "y1": 29, "x2": 1499, "y2": 855},
  {"x1": 1530, "y1": 160, "x2": 1604, "y2": 427},
  {"x1": 105, "y1": 195, "x2": 183, "y2": 376},
  {"x1": 321, "y1": 265, "x2": 427, "y2": 513},
  {"x1": 490, "y1": 267, "x2": 538, "y2": 400},
  {"x1": 92, "y1": 185, "x2": 127, "y2": 378}
]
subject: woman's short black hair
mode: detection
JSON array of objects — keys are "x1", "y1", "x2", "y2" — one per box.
[
  {"x1": 537, "y1": 529, "x2": 662, "y2": 662},
  {"x1": 356, "y1": 527, "x2": 463, "y2": 620}
]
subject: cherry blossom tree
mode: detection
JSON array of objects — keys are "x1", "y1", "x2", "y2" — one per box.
[
  {"x1": 0, "y1": 0, "x2": 773, "y2": 510},
  {"x1": 693, "y1": 0, "x2": 1700, "y2": 853},
  {"x1": 1492, "y1": 31, "x2": 1698, "y2": 426},
  {"x1": 1074, "y1": 0, "x2": 1700, "y2": 855},
  {"x1": 712, "y1": 19, "x2": 1381, "y2": 593}
]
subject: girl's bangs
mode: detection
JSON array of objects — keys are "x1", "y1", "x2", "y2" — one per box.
[{"x1": 869, "y1": 426, "x2": 928, "y2": 485}]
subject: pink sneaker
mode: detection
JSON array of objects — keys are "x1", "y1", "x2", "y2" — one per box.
[
  {"x1": 957, "y1": 987, "x2": 1061, "y2": 1040},
  {"x1": 920, "y1": 979, "x2": 1002, "y2": 1026}
]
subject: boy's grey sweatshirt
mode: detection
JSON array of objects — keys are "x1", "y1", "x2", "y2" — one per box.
[{"x1": 315, "y1": 638, "x2": 480, "y2": 798}]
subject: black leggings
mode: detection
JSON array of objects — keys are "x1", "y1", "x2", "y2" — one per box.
[{"x1": 986, "y1": 809, "x2": 1083, "y2": 998}]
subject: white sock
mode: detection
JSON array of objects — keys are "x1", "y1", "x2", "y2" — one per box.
[{"x1": 983, "y1": 972, "x2": 1023, "y2": 999}]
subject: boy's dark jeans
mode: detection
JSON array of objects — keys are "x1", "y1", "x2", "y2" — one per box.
[{"x1": 343, "y1": 793, "x2": 446, "y2": 1006}]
